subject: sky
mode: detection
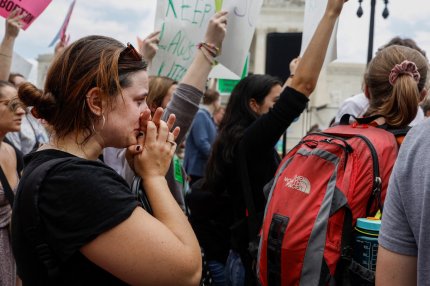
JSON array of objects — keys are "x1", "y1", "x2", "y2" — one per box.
[{"x1": 0, "y1": 0, "x2": 429, "y2": 80}]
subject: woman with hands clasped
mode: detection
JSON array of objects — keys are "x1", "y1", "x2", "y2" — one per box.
[
  {"x1": 116, "y1": 11, "x2": 228, "y2": 211},
  {"x1": 11, "y1": 35, "x2": 202, "y2": 285}
]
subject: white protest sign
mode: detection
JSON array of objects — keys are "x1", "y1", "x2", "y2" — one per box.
[
  {"x1": 11, "y1": 52, "x2": 33, "y2": 78},
  {"x1": 300, "y1": 0, "x2": 338, "y2": 64},
  {"x1": 212, "y1": 0, "x2": 263, "y2": 78},
  {"x1": 150, "y1": 0, "x2": 262, "y2": 81}
]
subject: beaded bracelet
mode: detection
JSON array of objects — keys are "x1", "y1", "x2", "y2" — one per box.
[
  {"x1": 197, "y1": 42, "x2": 219, "y2": 66},
  {"x1": 199, "y1": 46, "x2": 218, "y2": 66},
  {"x1": 197, "y1": 42, "x2": 220, "y2": 57}
]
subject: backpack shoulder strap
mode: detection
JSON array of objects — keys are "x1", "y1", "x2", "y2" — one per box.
[
  {"x1": 3, "y1": 137, "x2": 24, "y2": 177},
  {"x1": 18, "y1": 157, "x2": 80, "y2": 280},
  {"x1": 0, "y1": 165, "x2": 15, "y2": 207},
  {"x1": 339, "y1": 114, "x2": 383, "y2": 126},
  {"x1": 378, "y1": 125, "x2": 411, "y2": 146}
]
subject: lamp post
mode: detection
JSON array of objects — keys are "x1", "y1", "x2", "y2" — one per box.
[{"x1": 357, "y1": 0, "x2": 389, "y2": 63}]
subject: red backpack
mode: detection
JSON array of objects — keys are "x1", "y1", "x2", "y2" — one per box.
[{"x1": 257, "y1": 118, "x2": 405, "y2": 285}]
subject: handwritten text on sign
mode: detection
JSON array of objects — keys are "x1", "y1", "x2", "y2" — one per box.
[
  {"x1": 0, "y1": 0, "x2": 52, "y2": 30},
  {"x1": 151, "y1": 0, "x2": 263, "y2": 81}
]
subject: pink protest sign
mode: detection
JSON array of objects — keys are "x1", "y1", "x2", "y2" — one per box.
[{"x1": 0, "y1": 0, "x2": 52, "y2": 30}]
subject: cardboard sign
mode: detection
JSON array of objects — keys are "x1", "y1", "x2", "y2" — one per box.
[
  {"x1": 151, "y1": 0, "x2": 262, "y2": 81},
  {"x1": 0, "y1": 0, "x2": 52, "y2": 30}
]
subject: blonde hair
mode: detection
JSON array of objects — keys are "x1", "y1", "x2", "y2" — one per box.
[
  {"x1": 365, "y1": 45, "x2": 428, "y2": 128},
  {"x1": 147, "y1": 76, "x2": 177, "y2": 112}
]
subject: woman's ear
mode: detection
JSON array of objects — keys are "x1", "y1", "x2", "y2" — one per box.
[
  {"x1": 248, "y1": 98, "x2": 260, "y2": 114},
  {"x1": 85, "y1": 87, "x2": 104, "y2": 116}
]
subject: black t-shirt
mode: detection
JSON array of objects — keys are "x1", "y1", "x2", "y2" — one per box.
[{"x1": 12, "y1": 149, "x2": 139, "y2": 285}]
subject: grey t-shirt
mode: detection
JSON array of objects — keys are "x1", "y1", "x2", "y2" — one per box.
[{"x1": 379, "y1": 118, "x2": 430, "y2": 285}]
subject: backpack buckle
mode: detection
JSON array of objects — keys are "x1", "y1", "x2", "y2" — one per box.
[
  {"x1": 372, "y1": 177, "x2": 382, "y2": 195},
  {"x1": 352, "y1": 122, "x2": 369, "y2": 129}
]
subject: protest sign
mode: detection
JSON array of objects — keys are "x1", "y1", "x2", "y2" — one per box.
[
  {"x1": 217, "y1": 55, "x2": 248, "y2": 94},
  {"x1": 150, "y1": 0, "x2": 262, "y2": 81},
  {"x1": 0, "y1": 0, "x2": 52, "y2": 30},
  {"x1": 300, "y1": 0, "x2": 338, "y2": 64},
  {"x1": 11, "y1": 51, "x2": 32, "y2": 78}
]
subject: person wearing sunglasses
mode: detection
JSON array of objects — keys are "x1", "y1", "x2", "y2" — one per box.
[
  {"x1": 0, "y1": 80, "x2": 25, "y2": 286},
  {"x1": 9, "y1": 13, "x2": 226, "y2": 283}
]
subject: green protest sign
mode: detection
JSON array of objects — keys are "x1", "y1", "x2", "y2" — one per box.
[{"x1": 217, "y1": 55, "x2": 248, "y2": 94}]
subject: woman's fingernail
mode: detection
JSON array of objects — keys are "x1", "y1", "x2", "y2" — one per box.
[{"x1": 136, "y1": 145, "x2": 141, "y2": 152}]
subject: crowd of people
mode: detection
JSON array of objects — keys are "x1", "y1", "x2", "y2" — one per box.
[{"x1": 1, "y1": 0, "x2": 430, "y2": 285}]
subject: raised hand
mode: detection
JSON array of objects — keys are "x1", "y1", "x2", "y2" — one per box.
[
  {"x1": 204, "y1": 11, "x2": 228, "y2": 50},
  {"x1": 126, "y1": 108, "x2": 179, "y2": 172},
  {"x1": 137, "y1": 31, "x2": 160, "y2": 64},
  {"x1": 326, "y1": 0, "x2": 347, "y2": 17},
  {"x1": 5, "y1": 8, "x2": 25, "y2": 39},
  {"x1": 289, "y1": 57, "x2": 301, "y2": 76},
  {"x1": 55, "y1": 34, "x2": 70, "y2": 56}
]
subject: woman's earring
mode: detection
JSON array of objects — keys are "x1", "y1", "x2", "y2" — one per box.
[
  {"x1": 101, "y1": 114, "x2": 106, "y2": 130},
  {"x1": 91, "y1": 115, "x2": 106, "y2": 134}
]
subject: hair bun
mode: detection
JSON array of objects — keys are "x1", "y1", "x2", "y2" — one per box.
[{"x1": 18, "y1": 82, "x2": 56, "y2": 122}]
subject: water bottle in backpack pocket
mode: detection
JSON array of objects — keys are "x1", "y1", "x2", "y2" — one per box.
[{"x1": 349, "y1": 218, "x2": 381, "y2": 286}]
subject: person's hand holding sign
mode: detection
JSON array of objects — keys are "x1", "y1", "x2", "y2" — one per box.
[
  {"x1": 5, "y1": 8, "x2": 25, "y2": 39},
  {"x1": 0, "y1": 8, "x2": 26, "y2": 81},
  {"x1": 137, "y1": 31, "x2": 161, "y2": 68}
]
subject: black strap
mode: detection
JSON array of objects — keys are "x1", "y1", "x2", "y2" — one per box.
[
  {"x1": 377, "y1": 124, "x2": 411, "y2": 137},
  {"x1": 130, "y1": 176, "x2": 153, "y2": 214},
  {"x1": 339, "y1": 114, "x2": 383, "y2": 126},
  {"x1": 238, "y1": 141, "x2": 259, "y2": 242},
  {"x1": 267, "y1": 214, "x2": 289, "y2": 286},
  {"x1": 0, "y1": 165, "x2": 15, "y2": 208},
  {"x1": 335, "y1": 206, "x2": 353, "y2": 285},
  {"x1": 18, "y1": 157, "x2": 80, "y2": 281},
  {"x1": 3, "y1": 137, "x2": 24, "y2": 177}
]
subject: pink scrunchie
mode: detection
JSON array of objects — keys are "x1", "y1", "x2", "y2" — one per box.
[{"x1": 388, "y1": 60, "x2": 421, "y2": 86}]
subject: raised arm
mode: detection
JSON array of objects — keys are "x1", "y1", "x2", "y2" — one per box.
[
  {"x1": 162, "y1": 11, "x2": 227, "y2": 144},
  {"x1": 180, "y1": 11, "x2": 227, "y2": 92},
  {"x1": 290, "y1": 0, "x2": 346, "y2": 97},
  {"x1": 0, "y1": 9, "x2": 23, "y2": 81}
]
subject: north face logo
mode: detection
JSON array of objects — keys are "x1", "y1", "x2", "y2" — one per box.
[{"x1": 284, "y1": 175, "x2": 311, "y2": 194}]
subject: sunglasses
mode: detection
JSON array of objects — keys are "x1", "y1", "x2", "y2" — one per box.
[
  {"x1": 121, "y1": 42, "x2": 143, "y2": 62},
  {"x1": 0, "y1": 97, "x2": 25, "y2": 112}
]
